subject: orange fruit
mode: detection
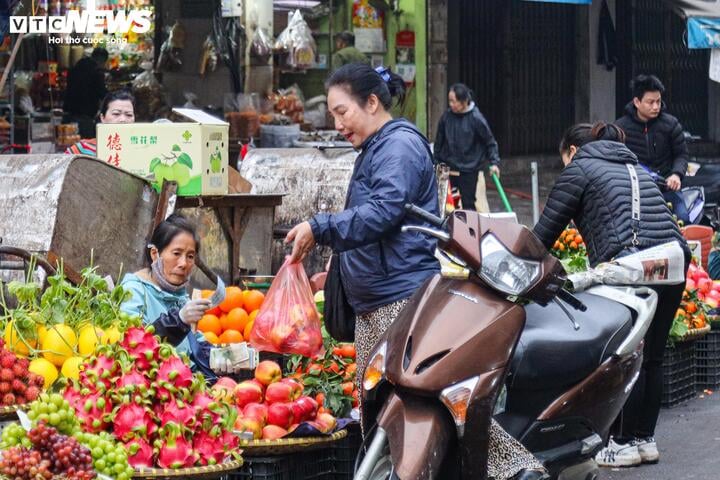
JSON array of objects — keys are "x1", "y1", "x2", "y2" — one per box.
[
  {"x1": 204, "y1": 332, "x2": 220, "y2": 344},
  {"x1": 244, "y1": 319, "x2": 254, "y2": 340},
  {"x1": 574, "y1": 235, "x2": 583, "y2": 245},
  {"x1": 223, "y1": 308, "x2": 250, "y2": 332},
  {"x1": 219, "y1": 286, "x2": 244, "y2": 313},
  {"x1": 249, "y1": 309, "x2": 259, "y2": 322},
  {"x1": 242, "y1": 290, "x2": 265, "y2": 313},
  {"x1": 198, "y1": 314, "x2": 222, "y2": 336},
  {"x1": 218, "y1": 329, "x2": 244, "y2": 344}
]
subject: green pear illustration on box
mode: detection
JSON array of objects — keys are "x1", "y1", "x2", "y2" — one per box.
[{"x1": 96, "y1": 108, "x2": 229, "y2": 196}]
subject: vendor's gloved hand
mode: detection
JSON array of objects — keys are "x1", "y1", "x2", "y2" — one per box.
[{"x1": 179, "y1": 298, "x2": 211, "y2": 326}]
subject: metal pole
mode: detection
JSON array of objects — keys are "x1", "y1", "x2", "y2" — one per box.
[{"x1": 531, "y1": 161, "x2": 540, "y2": 224}]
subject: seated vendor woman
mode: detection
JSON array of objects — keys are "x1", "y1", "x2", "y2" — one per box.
[{"x1": 120, "y1": 214, "x2": 232, "y2": 377}]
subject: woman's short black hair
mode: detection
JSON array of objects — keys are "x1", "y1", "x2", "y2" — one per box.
[
  {"x1": 145, "y1": 213, "x2": 200, "y2": 265},
  {"x1": 449, "y1": 83, "x2": 473, "y2": 103},
  {"x1": 559, "y1": 121, "x2": 626, "y2": 154},
  {"x1": 326, "y1": 63, "x2": 405, "y2": 110},
  {"x1": 631, "y1": 74, "x2": 665, "y2": 101},
  {"x1": 100, "y1": 90, "x2": 135, "y2": 117}
]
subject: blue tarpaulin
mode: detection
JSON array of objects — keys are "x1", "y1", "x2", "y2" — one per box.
[{"x1": 688, "y1": 17, "x2": 720, "y2": 48}]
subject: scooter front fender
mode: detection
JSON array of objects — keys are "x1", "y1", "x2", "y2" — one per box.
[{"x1": 377, "y1": 392, "x2": 454, "y2": 480}]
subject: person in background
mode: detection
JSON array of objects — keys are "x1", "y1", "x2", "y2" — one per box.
[
  {"x1": 533, "y1": 122, "x2": 690, "y2": 469},
  {"x1": 65, "y1": 90, "x2": 135, "y2": 156},
  {"x1": 63, "y1": 47, "x2": 109, "y2": 138},
  {"x1": 433, "y1": 83, "x2": 500, "y2": 212},
  {"x1": 615, "y1": 74, "x2": 690, "y2": 222},
  {"x1": 332, "y1": 31, "x2": 369, "y2": 70},
  {"x1": 285, "y1": 63, "x2": 547, "y2": 480},
  {"x1": 120, "y1": 214, "x2": 236, "y2": 378},
  {"x1": 709, "y1": 233, "x2": 720, "y2": 280}
]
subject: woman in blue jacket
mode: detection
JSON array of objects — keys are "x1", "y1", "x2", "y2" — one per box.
[{"x1": 286, "y1": 63, "x2": 546, "y2": 480}]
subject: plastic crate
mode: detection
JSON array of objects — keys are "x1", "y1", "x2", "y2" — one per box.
[
  {"x1": 662, "y1": 341, "x2": 697, "y2": 408},
  {"x1": 230, "y1": 447, "x2": 334, "y2": 480},
  {"x1": 696, "y1": 330, "x2": 720, "y2": 388},
  {"x1": 332, "y1": 422, "x2": 362, "y2": 480}
]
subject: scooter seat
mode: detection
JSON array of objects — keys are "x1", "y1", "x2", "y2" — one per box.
[{"x1": 509, "y1": 292, "x2": 633, "y2": 390}]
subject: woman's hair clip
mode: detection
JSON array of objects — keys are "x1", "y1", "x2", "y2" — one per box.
[
  {"x1": 147, "y1": 243, "x2": 156, "y2": 250},
  {"x1": 374, "y1": 66, "x2": 391, "y2": 84}
]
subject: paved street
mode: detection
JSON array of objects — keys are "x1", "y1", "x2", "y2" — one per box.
[{"x1": 599, "y1": 391, "x2": 720, "y2": 480}]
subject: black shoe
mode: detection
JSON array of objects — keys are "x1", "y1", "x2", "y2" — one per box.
[{"x1": 510, "y1": 469, "x2": 551, "y2": 480}]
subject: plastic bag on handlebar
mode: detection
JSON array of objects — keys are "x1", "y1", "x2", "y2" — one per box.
[{"x1": 249, "y1": 258, "x2": 323, "y2": 357}]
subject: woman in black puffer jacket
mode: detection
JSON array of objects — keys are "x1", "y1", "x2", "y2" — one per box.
[{"x1": 533, "y1": 122, "x2": 690, "y2": 470}]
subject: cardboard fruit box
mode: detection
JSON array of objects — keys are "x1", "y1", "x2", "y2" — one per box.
[{"x1": 97, "y1": 108, "x2": 229, "y2": 196}]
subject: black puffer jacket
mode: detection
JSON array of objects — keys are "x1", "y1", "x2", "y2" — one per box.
[
  {"x1": 533, "y1": 140, "x2": 690, "y2": 267},
  {"x1": 615, "y1": 102, "x2": 689, "y2": 180}
]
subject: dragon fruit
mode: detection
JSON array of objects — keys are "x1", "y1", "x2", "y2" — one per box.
[
  {"x1": 117, "y1": 368, "x2": 151, "y2": 396},
  {"x1": 114, "y1": 403, "x2": 158, "y2": 442},
  {"x1": 63, "y1": 385, "x2": 84, "y2": 412},
  {"x1": 121, "y1": 327, "x2": 160, "y2": 370},
  {"x1": 155, "y1": 423, "x2": 196, "y2": 469},
  {"x1": 156, "y1": 356, "x2": 193, "y2": 390},
  {"x1": 192, "y1": 430, "x2": 227, "y2": 466},
  {"x1": 125, "y1": 438, "x2": 155, "y2": 468},
  {"x1": 76, "y1": 391, "x2": 113, "y2": 433},
  {"x1": 80, "y1": 353, "x2": 118, "y2": 390},
  {"x1": 159, "y1": 399, "x2": 196, "y2": 428}
]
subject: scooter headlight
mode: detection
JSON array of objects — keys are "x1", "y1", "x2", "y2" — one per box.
[
  {"x1": 439, "y1": 376, "x2": 481, "y2": 438},
  {"x1": 363, "y1": 342, "x2": 387, "y2": 391},
  {"x1": 479, "y1": 234, "x2": 540, "y2": 296}
]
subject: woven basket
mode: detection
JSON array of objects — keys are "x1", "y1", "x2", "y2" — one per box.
[
  {"x1": 132, "y1": 459, "x2": 243, "y2": 480},
  {"x1": 678, "y1": 324, "x2": 712, "y2": 343},
  {"x1": 239, "y1": 429, "x2": 347, "y2": 456}
]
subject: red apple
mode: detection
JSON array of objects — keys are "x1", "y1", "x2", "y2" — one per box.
[
  {"x1": 265, "y1": 382, "x2": 294, "y2": 405},
  {"x1": 289, "y1": 401, "x2": 306, "y2": 424},
  {"x1": 698, "y1": 277, "x2": 713, "y2": 294},
  {"x1": 234, "y1": 380, "x2": 264, "y2": 408},
  {"x1": 237, "y1": 417, "x2": 263, "y2": 439},
  {"x1": 255, "y1": 360, "x2": 282, "y2": 385},
  {"x1": 262, "y1": 425, "x2": 288, "y2": 440},
  {"x1": 686, "y1": 279, "x2": 697, "y2": 291},
  {"x1": 249, "y1": 378, "x2": 266, "y2": 393},
  {"x1": 707, "y1": 289, "x2": 720, "y2": 301},
  {"x1": 267, "y1": 403, "x2": 294, "y2": 429},
  {"x1": 315, "y1": 412, "x2": 337, "y2": 434},
  {"x1": 280, "y1": 378, "x2": 303, "y2": 398},
  {"x1": 211, "y1": 377, "x2": 237, "y2": 403},
  {"x1": 244, "y1": 402, "x2": 268, "y2": 425},
  {"x1": 295, "y1": 396, "x2": 318, "y2": 420}
]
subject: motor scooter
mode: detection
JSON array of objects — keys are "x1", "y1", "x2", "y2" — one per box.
[{"x1": 354, "y1": 206, "x2": 658, "y2": 480}]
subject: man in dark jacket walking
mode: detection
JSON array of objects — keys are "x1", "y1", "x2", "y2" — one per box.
[{"x1": 615, "y1": 75, "x2": 690, "y2": 219}]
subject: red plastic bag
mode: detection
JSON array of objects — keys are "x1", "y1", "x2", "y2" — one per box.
[{"x1": 249, "y1": 259, "x2": 323, "y2": 357}]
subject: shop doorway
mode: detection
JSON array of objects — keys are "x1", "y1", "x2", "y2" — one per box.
[{"x1": 447, "y1": 0, "x2": 577, "y2": 155}]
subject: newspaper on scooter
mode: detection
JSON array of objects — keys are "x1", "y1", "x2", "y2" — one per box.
[{"x1": 568, "y1": 241, "x2": 686, "y2": 292}]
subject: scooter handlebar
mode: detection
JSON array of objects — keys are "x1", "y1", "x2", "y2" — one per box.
[
  {"x1": 558, "y1": 288, "x2": 588, "y2": 312},
  {"x1": 404, "y1": 204, "x2": 445, "y2": 229}
]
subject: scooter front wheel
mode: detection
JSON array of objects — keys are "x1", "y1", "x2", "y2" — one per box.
[
  {"x1": 355, "y1": 426, "x2": 399, "y2": 480},
  {"x1": 367, "y1": 454, "x2": 399, "y2": 480}
]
